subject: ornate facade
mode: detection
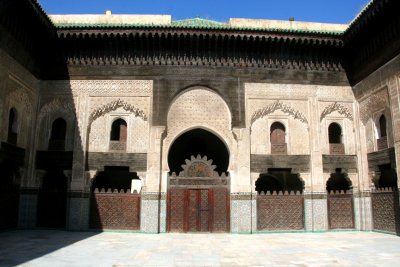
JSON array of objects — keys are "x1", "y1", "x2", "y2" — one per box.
[{"x1": 1, "y1": 0, "x2": 400, "y2": 234}]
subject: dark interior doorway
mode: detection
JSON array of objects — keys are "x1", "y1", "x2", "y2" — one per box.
[
  {"x1": 0, "y1": 161, "x2": 20, "y2": 229},
  {"x1": 37, "y1": 170, "x2": 68, "y2": 228},
  {"x1": 168, "y1": 128, "x2": 229, "y2": 175}
]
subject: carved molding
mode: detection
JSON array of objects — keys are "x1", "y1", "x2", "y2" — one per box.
[
  {"x1": 320, "y1": 102, "x2": 353, "y2": 121},
  {"x1": 89, "y1": 98, "x2": 147, "y2": 124},
  {"x1": 42, "y1": 80, "x2": 153, "y2": 96},
  {"x1": 251, "y1": 100, "x2": 308, "y2": 125}
]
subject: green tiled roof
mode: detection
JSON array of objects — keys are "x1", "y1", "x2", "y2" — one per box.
[
  {"x1": 172, "y1": 18, "x2": 227, "y2": 28},
  {"x1": 54, "y1": 19, "x2": 345, "y2": 35}
]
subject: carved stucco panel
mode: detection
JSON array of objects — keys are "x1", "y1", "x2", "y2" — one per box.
[
  {"x1": 36, "y1": 97, "x2": 76, "y2": 151},
  {"x1": 319, "y1": 102, "x2": 354, "y2": 121},
  {"x1": 164, "y1": 88, "x2": 234, "y2": 172},
  {"x1": 3, "y1": 87, "x2": 34, "y2": 148},
  {"x1": 88, "y1": 98, "x2": 150, "y2": 153},
  {"x1": 359, "y1": 88, "x2": 389, "y2": 125},
  {"x1": 42, "y1": 80, "x2": 153, "y2": 97},
  {"x1": 249, "y1": 99, "x2": 309, "y2": 125}
]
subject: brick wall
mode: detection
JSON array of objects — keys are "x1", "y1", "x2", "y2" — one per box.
[{"x1": 89, "y1": 190, "x2": 141, "y2": 230}]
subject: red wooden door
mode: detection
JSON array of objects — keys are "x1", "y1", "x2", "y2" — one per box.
[{"x1": 188, "y1": 189, "x2": 209, "y2": 232}]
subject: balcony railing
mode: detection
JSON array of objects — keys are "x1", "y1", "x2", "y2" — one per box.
[
  {"x1": 329, "y1": 143, "x2": 345, "y2": 155},
  {"x1": 377, "y1": 136, "x2": 388, "y2": 150},
  {"x1": 271, "y1": 143, "x2": 287, "y2": 154},
  {"x1": 109, "y1": 141, "x2": 127, "y2": 152}
]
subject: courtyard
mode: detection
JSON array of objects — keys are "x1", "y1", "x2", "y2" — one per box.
[{"x1": 0, "y1": 230, "x2": 399, "y2": 267}]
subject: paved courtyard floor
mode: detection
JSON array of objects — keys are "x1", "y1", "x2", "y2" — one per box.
[{"x1": 0, "y1": 230, "x2": 399, "y2": 267}]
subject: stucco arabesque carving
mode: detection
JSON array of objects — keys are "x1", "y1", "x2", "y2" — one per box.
[
  {"x1": 38, "y1": 98, "x2": 75, "y2": 120},
  {"x1": 88, "y1": 98, "x2": 147, "y2": 125},
  {"x1": 320, "y1": 102, "x2": 353, "y2": 121},
  {"x1": 250, "y1": 100, "x2": 308, "y2": 125},
  {"x1": 359, "y1": 89, "x2": 389, "y2": 125},
  {"x1": 6, "y1": 87, "x2": 33, "y2": 114},
  {"x1": 43, "y1": 80, "x2": 153, "y2": 96}
]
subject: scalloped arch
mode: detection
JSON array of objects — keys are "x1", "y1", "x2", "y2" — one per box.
[
  {"x1": 89, "y1": 98, "x2": 147, "y2": 124},
  {"x1": 251, "y1": 100, "x2": 308, "y2": 125},
  {"x1": 320, "y1": 102, "x2": 353, "y2": 121}
]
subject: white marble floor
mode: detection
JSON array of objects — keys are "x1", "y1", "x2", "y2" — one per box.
[{"x1": 0, "y1": 230, "x2": 399, "y2": 266}]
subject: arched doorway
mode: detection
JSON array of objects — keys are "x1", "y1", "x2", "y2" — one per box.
[
  {"x1": 37, "y1": 170, "x2": 68, "y2": 228},
  {"x1": 89, "y1": 167, "x2": 141, "y2": 230},
  {"x1": 326, "y1": 169, "x2": 354, "y2": 229},
  {"x1": 167, "y1": 128, "x2": 230, "y2": 233},
  {"x1": 255, "y1": 170, "x2": 304, "y2": 231}
]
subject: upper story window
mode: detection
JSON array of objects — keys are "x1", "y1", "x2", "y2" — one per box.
[
  {"x1": 48, "y1": 118, "x2": 67, "y2": 151},
  {"x1": 270, "y1": 122, "x2": 287, "y2": 154},
  {"x1": 377, "y1": 115, "x2": 388, "y2": 150},
  {"x1": 328, "y1": 122, "x2": 344, "y2": 154},
  {"x1": 109, "y1": 118, "x2": 127, "y2": 151},
  {"x1": 7, "y1": 108, "x2": 18, "y2": 145}
]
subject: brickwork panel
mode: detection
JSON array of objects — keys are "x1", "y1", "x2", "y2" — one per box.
[
  {"x1": 211, "y1": 188, "x2": 230, "y2": 232},
  {"x1": 328, "y1": 193, "x2": 355, "y2": 229},
  {"x1": 257, "y1": 194, "x2": 304, "y2": 231},
  {"x1": 371, "y1": 191, "x2": 399, "y2": 234},
  {"x1": 89, "y1": 193, "x2": 140, "y2": 230},
  {"x1": 167, "y1": 188, "x2": 186, "y2": 232}
]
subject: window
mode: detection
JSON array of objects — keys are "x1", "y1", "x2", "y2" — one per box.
[
  {"x1": 7, "y1": 108, "x2": 18, "y2": 145},
  {"x1": 109, "y1": 118, "x2": 127, "y2": 151},
  {"x1": 48, "y1": 118, "x2": 67, "y2": 151},
  {"x1": 379, "y1": 115, "x2": 387, "y2": 138},
  {"x1": 270, "y1": 122, "x2": 286, "y2": 154},
  {"x1": 377, "y1": 115, "x2": 388, "y2": 150},
  {"x1": 328, "y1": 123, "x2": 344, "y2": 154}
]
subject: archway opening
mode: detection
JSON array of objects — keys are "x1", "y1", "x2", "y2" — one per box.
[
  {"x1": 168, "y1": 128, "x2": 229, "y2": 175},
  {"x1": 377, "y1": 164, "x2": 398, "y2": 189},
  {"x1": 7, "y1": 108, "x2": 18, "y2": 145},
  {"x1": 255, "y1": 169, "x2": 304, "y2": 194},
  {"x1": 91, "y1": 166, "x2": 139, "y2": 192},
  {"x1": 326, "y1": 169, "x2": 352, "y2": 193},
  {"x1": 48, "y1": 118, "x2": 67, "y2": 151}
]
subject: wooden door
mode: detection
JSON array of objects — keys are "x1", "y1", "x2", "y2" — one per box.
[{"x1": 188, "y1": 189, "x2": 209, "y2": 232}]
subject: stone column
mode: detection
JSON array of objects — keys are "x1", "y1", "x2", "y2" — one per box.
[
  {"x1": 230, "y1": 128, "x2": 252, "y2": 233},
  {"x1": 305, "y1": 96, "x2": 328, "y2": 231},
  {"x1": 141, "y1": 126, "x2": 165, "y2": 233},
  {"x1": 353, "y1": 102, "x2": 373, "y2": 231},
  {"x1": 18, "y1": 83, "x2": 40, "y2": 228},
  {"x1": 68, "y1": 93, "x2": 90, "y2": 231},
  {"x1": 18, "y1": 170, "x2": 45, "y2": 228}
]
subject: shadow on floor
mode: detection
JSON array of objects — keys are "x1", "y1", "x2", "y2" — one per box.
[{"x1": 0, "y1": 229, "x2": 98, "y2": 266}]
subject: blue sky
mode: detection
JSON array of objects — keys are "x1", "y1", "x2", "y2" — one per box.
[{"x1": 38, "y1": 0, "x2": 371, "y2": 24}]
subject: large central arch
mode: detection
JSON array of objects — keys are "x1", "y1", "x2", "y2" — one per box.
[
  {"x1": 168, "y1": 128, "x2": 229, "y2": 175},
  {"x1": 167, "y1": 128, "x2": 231, "y2": 233}
]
